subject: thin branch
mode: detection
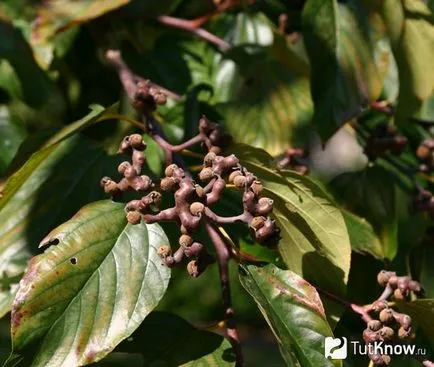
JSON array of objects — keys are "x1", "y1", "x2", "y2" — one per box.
[
  {"x1": 157, "y1": 15, "x2": 231, "y2": 51},
  {"x1": 205, "y1": 221, "x2": 244, "y2": 367},
  {"x1": 204, "y1": 207, "x2": 250, "y2": 224}
]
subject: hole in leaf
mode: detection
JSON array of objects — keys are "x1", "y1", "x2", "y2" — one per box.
[
  {"x1": 47, "y1": 238, "x2": 60, "y2": 246},
  {"x1": 70, "y1": 257, "x2": 78, "y2": 265}
]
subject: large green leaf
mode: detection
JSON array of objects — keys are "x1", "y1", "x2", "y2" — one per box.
[
  {"x1": 232, "y1": 144, "x2": 351, "y2": 297},
  {"x1": 0, "y1": 134, "x2": 120, "y2": 317},
  {"x1": 363, "y1": 0, "x2": 434, "y2": 125},
  {"x1": 239, "y1": 264, "x2": 340, "y2": 367},
  {"x1": 10, "y1": 200, "x2": 170, "y2": 366},
  {"x1": 330, "y1": 166, "x2": 398, "y2": 260},
  {"x1": 115, "y1": 311, "x2": 234, "y2": 366},
  {"x1": 215, "y1": 13, "x2": 313, "y2": 155},
  {"x1": 0, "y1": 105, "x2": 27, "y2": 174},
  {"x1": 342, "y1": 210, "x2": 384, "y2": 259},
  {"x1": 302, "y1": 0, "x2": 385, "y2": 141}
]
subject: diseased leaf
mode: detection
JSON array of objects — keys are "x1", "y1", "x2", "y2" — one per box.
[
  {"x1": 215, "y1": 13, "x2": 313, "y2": 155},
  {"x1": 231, "y1": 144, "x2": 351, "y2": 298},
  {"x1": 342, "y1": 210, "x2": 384, "y2": 259},
  {"x1": 115, "y1": 311, "x2": 234, "y2": 366},
  {"x1": 0, "y1": 134, "x2": 120, "y2": 316},
  {"x1": 10, "y1": 200, "x2": 171, "y2": 366},
  {"x1": 239, "y1": 264, "x2": 341, "y2": 367},
  {"x1": 302, "y1": 0, "x2": 385, "y2": 141}
]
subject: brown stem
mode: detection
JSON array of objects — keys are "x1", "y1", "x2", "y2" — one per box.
[
  {"x1": 421, "y1": 360, "x2": 434, "y2": 367},
  {"x1": 157, "y1": 15, "x2": 231, "y2": 51},
  {"x1": 205, "y1": 221, "x2": 244, "y2": 367},
  {"x1": 204, "y1": 207, "x2": 251, "y2": 224},
  {"x1": 142, "y1": 208, "x2": 178, "y2": 223},
  {"x1": 105, "y1": 50, "x2": 137, "y2": 99}
]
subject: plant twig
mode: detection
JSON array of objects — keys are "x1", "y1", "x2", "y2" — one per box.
[
  {"x1": 205, "y1": 221, "x2": 244, "y2": 367},
  {"x1": 157, "y1": 15, "x2": 231, "y2": 51}
]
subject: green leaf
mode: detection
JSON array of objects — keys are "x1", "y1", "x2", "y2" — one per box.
[
  {"x1": 0, "y1": 135, "x2": 119, "y2": 316},
  {"x1": 330, "y1": 166, "x2": 398, "y2": 260},
  {"x1": 363, "y1": 0, "x2": 434, "y2": 125},
  {"x1": 115, "y1": 311, "x2": 234, "y2": 366},
  {"x1": 215, "y1": 13, "x2": 313, "y2": 155},
  {"x1": 239, "y1": 264, "x2": 340, "y2": 367},
  {"x1": 395, "y1": 299, "x2": 434, "y2": 348},
  {"x1": 0, "y1": 105, "x2": 27, "y2": 174},
  {"x1": 342, "y1": 210, "x2": 384, "y2": 259},
  {"x1": 10, "y1": 200, "x2": 171, "y2": 366},
  {"x1": 232, "y1": 144, "x2": 351, "y2": 297},
  {"x1": 302, "y1": 0, "x2": 385, "y2": 141},
  {"x1": 32, "y1": 0, "x2": 130, "y2": 44}
]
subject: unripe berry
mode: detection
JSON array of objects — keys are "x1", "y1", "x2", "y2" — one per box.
[
  {"x1": 368, "y1": 320, "x2": 382, "y2": 331},
  {"x1": 153, "y1": 92, "x2": 167, "y2": 105},
  {"x1": 256, "y1": 197, "x2": 274, "y2": 216},
  {"x1": 398, "y1": 326, "x2": 412, "y2": 339},
  {"x1": 228, "y1": 170, "x2": 242, "y2": 183},
  {"x1": 377, "y1": 270, "x2": 395, "y2": 287},
  {"x1": 417, "y1": 145, "x2": 431, "y2": 161},
  {"x1": 203, "y1": 152, "x2": 216, "y2": 167},
  {"x1": 233, "y1": 175, "x2": 246, "y2": 188},
  {"x1": 101, "y1": 178, "x2": 119, "y2": 195},
  {"x1": 126, "y1": 211, "x2": 141, "y2": 225},
  {"x1": 124, "y1": 165, "x2": 137, "y2": 179},
  {"x1": 399, "y1": 314, "x2": 412, "y2": 330},
  {"x1": 165, "y1": 164, "x2": 178, "y2": 177},
  {"x1": 160, "y1": 177, "x2": 176, "y2": 191},
  {"x1": 379, "y1": 309, "x2": 394, "y2": 324},
  {"x1": 129, "y1": 134, "x2": 145, "y2": 150},
  {"x1": 250, "y1": 216, "x2": 266, "y2": 230},
  {"x1": 190, "y1": 202, "x2": 205, "y2": 216},
  {"x1": 394, "y1": 288, "x2": 406, "y2": 301},
  {"x1": 379, "y1": 326, "x2": 394, "y2": 340},
  {"x1": 179, "y1": 234, "x2": 193, "y2": 247},
  {"x1": 187, "y1": 260, "x2": 200, "y2": 277},
  {"x1": 118, "y1": 161, "x2": 131, "y2": 175},
  {"x1": 251, "y1": 180, "x2": 263, "y2": 196},
  {"x1": 157, "y1": 245, "x2": 171, "y2": 258},
  {"x1": 199, "y1": 167, "x2": 213, "y2": 181},
  {"x1": 372, "y1": 300, "x2": 388, "y2": 312},
  {"x1": 209, "y1": 146, "x2": 222, "y2": 154}
]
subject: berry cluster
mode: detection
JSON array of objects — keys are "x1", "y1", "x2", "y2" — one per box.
[
  {"x1": 276, "y1": 147, "x2": 308, "y2": 175},
  {"x1": 360, "y1": 270, "x2": 423, "y2": 366},
  {"x1": 364, "y1": 123, "x2": 407, "y2": 161},
  {"x1": 416, "y1": 138, "x2": 434, "y2": 173},
  {"x1": 100, "y1": 121, "x2": 280, "y2": 278}
]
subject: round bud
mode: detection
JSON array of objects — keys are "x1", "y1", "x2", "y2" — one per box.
[
  {"x1": 209, "y1": 146, "x2": 222, "y2": 154},
  {"x1": 126, "y1": 211, "x2": 141, "y2": 225},
  {"x1": 195, "y1": 185, "x2": 206, "y2": 198},
  {"x1": 187, "y1": 260, "x2": 200, "y2": 277},
  {"x1": 398, "y1": 277, "x2": 410, "y2": 293},
  {"x1": 179, "y1": 234, "x2": 193, "y2": 247},
  {"x1": 417, "y1": 145, "x2": 431, "y2": 161},
  {"x1": 379, "y1": 326, "x2": 394, "y2": 340},
  {"x1": 398, "y1": 326, "x2": 412, "y2": 339},
  {"x1": 372, "y1": 300, "x2": 388, "y2": 313},
  {"x1": 118, "y1": 161, "x2": 131, "y2": 175},
  {"x1": 124, "y1": 165, "x2": 137, "y2": 179},
  {"x1": 180, "y1": 225, "x2": 188, "y2": 234},
  {"x1": 199, "y1": 167, "x2": 214, "y2": 181},
  {"x1": 101, "y1": 178, "x2": 119, "y2": 195},
  {"x1": 154, "y1": 93, "x2": 167, "y2": 105},
  {"x1": 203, "y1": 152, "x2": 216, "y2": 167},
  {"x1": 256, "y1": 197, "x2": 274, "y2": 216},
  {"x1": 233, "y1": 175, "x2": 247, "y2": 188},
  {"x1": 408, "y1": 280, "x2": 421, "y2": 293},
  {"x1": 160, "y1": 177, "x2": 176, "y2": 191},
  {"x1": 228, "y1": 170, "x2": 242, "y2": 183},
  {"x1": 165, "y1": 164, "x2": 178, "y2": 177},
  {"x1": 250, "y1": 216, "x2": 266, "y2": 230},
  {"x1": 377, "y1": 270, "x2": 394, "y2": 287},
  {"x1": 129, "y1": 134, "x2": 145, "y2": 150},
  {"x1": 251, "y1": 181, "x2": 263, "y2": 196},
  {"x1": 190, "y1": 202, "x2": 205, "y2": 216},
  {"x1": 157, "y1": 245, "x2": 171, "y2": 258},
  {"x1": 394, "y1": 288, "x2": 406, "y2": 301},
  {"x1": 368, "y1": 320, "x2": 382, "y2": 331},
  {"x1": 363, "y1": 328, "x2": 378, "y2": 343},
  {"x1": 400, "y1": 314, "x2": 412, "y2": 330},
  {"x1": 379, "y1": 309, "x2": 394, "y2": 324}
]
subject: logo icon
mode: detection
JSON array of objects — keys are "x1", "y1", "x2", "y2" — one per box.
[{"x1": 324, "y1": 337, "x2": 347, "y2": 359}]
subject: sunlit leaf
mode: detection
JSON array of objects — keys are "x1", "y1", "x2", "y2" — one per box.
[{"x1": 240, "y1": 264, "x2": 340, "y2": 367}]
